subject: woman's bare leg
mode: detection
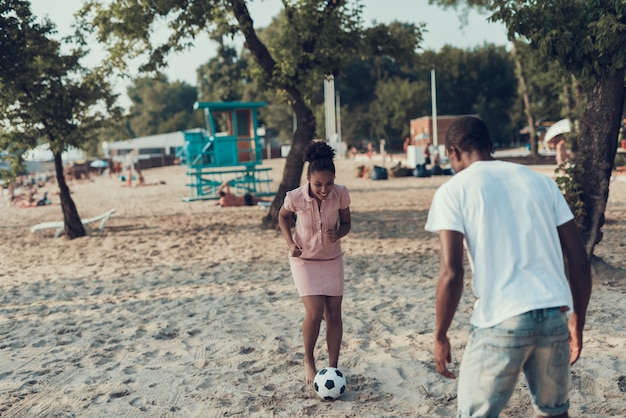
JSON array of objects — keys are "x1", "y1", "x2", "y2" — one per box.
[
  {"x1": 301, "y1": 296, "x2": 325, "y2": 385},
  {"x1": 324, "y1": 296, "x2": 343, "y2": 368}
]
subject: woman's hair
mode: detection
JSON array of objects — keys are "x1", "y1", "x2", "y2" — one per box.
[
  {"x1": 304, "y1": 141, "x2": 336, "y2": 176},
  {"x1": 445, "y1": 116, "x2": 492, "y2": 153}
]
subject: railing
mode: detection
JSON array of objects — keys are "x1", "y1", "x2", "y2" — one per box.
[{"x1": 184, "y1": 166, "x2": 273, "y2": 202}]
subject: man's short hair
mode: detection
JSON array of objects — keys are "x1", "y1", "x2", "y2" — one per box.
[{"x1": 446, "y1": 116, "x2": 492, "y2": 153}]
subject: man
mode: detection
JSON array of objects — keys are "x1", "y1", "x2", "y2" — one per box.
[
  {"x1": 425, "y1": 116, "x2": 592, "y2": 417},
  {"x1": 217, "y1": 182, "x2": 272, "y2": 207}
]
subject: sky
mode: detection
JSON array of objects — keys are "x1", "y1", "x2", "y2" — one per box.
[{"x1": 28, "y1": 0, "x2": 509, "y2": 99}]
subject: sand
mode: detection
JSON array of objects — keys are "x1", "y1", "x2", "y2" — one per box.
[{"x1": 1, "y1": 156, "x2": 625, "y2": 417}]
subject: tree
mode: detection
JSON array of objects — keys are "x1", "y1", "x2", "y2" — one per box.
[
  {"x1": 126, "y1": 75, "x2": 202, "y2": 138},
  {"x1": 0, "y1": 0, "x2": 121, "y2": 239},
  {"x1": 415, "y1": 45, "x2": 517, "y2": 145},
  {"x1": 491, "y1": 0, "x2": 626, "y2": 258},
  {"x1": 431, "y1": 0, "x2": 626, "y2": 257},
  {"x1": 369, "y1": 78, "x2": 430, "y2": 141},
  {"x1": 80, "y1": 0, "x2": 422, "y2": 227},
  {"x1": 511, "y1": 39, "x2": 579, "y2": 155},
  {"x1": 197, "y1": 41, "x2": 249, "y2": 103}
]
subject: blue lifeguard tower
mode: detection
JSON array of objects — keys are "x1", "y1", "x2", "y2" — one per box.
[{"x1": 183, "y1": 101, "x2": 274, "y2": 201}]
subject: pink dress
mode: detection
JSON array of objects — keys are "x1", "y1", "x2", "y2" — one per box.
[{"x1": 282, "y1": 184, "x2": 351, "y2": 296}]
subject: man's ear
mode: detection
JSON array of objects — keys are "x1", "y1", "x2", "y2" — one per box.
[{"x1": 447, "y1": 146, "x2": 458, "y2": 160}]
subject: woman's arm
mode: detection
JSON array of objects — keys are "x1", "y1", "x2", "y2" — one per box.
[
  {"x1": 326, "y1": 207, "x2": 351, "y2": 243},
  {"x1": 279, "y1": 206, "x2": 302, "y2": 257}
]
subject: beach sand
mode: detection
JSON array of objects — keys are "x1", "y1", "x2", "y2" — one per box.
[{"x1": 1, "y1": 156, "x2": 625, "y2": 417}]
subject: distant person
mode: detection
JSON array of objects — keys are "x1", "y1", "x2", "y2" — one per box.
[
  {"x1": 367, "y1": 141, "x2": 374, "y2": 159},
  {"x1": 217, "y1": 182, "x2": 272, "y2": 207},
  {"x1": 556, "y1": 136, "x2": 570, "y2": 166},
  {"x1": 278, "y1": 141, "x2": 351, "y2": 386},
  {"x1": 36, "y1": 191, "x2": 51, "y2": 206},
  {"x1": 425, "y1": 116, "x2": 592, "y2": 417},
  {"x1": 18, "y1": 187, "x2": 38, "y2": 208},
  {"x1": 423, "y1": 139, "x2": 432, "y2": 165}
]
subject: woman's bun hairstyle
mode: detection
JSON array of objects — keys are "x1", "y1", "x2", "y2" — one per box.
[{"x1": 304, "y1": 141, "x2": 336, "y2": 175}]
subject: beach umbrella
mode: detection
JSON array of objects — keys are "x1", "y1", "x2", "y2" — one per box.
[{"x1": 90, "y1": 159, "x2": 108, "y2": 168}]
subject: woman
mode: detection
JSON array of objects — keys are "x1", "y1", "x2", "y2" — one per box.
[{"x1": 278, "y1": 141, "x2": 351, "y2": 386}]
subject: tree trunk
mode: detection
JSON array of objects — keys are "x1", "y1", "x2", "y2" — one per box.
[
  {"x1": 230, "y1": 0, "x2": 316, "y2": 228},
  {"x1": 263, "y1": 90, "x2": 316, "y2": 228},
  {"x1": 574, "y1": 69, "x2": 625, "y2": 258},
  {"x1": 512, "y1": 42, "x2": 537, "y2": 155},
  {"x1": 53, "y1": 152, "x2": 86, "y2": 239}
]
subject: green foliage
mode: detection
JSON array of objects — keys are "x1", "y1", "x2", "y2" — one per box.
[
  {"x1": 126, "y1": 74, "x2": 202, "y2": 137},
  {"x1": 79, "y1": 0, "x2": 528, "y2": 151},
  {"x1": 197, "y1": 43, "x2": 249, "y2": 102},
  {"x1": 491, "y1": 1, "x2": 626, "y2": 80},
  {"x1": 514, "y1": 40, "x2": 569, "y2": 118},
  {"x1": 555, "y1": 163, "x2": 587, "y2": 231},
  {"x1": 369, "y1": 78, "x2": 430, "y2": 139},
  {"x1": 417, "y1": 45, "x2": 518, "y2": 144},
  {"x1": 259, "y1": 1, "x2": 362, "y2": 94},
  {"x1": 0, "y1": 0, "x2": 121, "y2": 179}
]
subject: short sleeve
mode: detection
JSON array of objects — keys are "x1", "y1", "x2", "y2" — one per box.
[
  {"x1": 424, "y1": 185, "x2": 465, "y2": 234},
  {"x1": 339, "y1": 186, "x2": 351, "y2": 210},
  {"x1": 551, "y1": 181, "x2": 574, "y2": 226},
  {"x1": 282, "y1": 190, "x2": 295, "y2": 212}
]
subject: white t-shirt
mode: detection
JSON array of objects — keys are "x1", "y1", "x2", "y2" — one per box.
[{"x1": 425, "y1": 160, "x2": 574, "y2": 328}]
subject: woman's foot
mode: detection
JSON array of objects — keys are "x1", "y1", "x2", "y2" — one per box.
[{"x1": 304, "y1": 359, "x2": 317, "y2": 385}]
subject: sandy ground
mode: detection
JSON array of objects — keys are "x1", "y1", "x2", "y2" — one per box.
[{"x1": 1, "y1": 155, "x2": 625, "y2": 417}]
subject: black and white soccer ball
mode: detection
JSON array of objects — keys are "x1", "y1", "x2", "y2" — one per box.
[{"x1": 313, "y1": 367, "x2": 347, "y2": 401}]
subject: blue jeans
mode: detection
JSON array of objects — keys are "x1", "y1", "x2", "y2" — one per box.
[{"x1": 457, "y1": 307, "x2": 570, "y2": 418}]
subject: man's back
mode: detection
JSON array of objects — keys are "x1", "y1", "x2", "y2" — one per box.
[
  {"x1": 426, "y1": 116, "x2": 591, "y2": 417},
  {"x1": 426, "y1": 160, "x2": 574, "y2": 327}
]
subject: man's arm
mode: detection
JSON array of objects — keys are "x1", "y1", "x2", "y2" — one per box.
[
  {"x1": 557, "y1": 220, "x2": 592, "y2": 365},
  {"x1": 434, "y1": 229, "x2": 465, "y2": 379}
]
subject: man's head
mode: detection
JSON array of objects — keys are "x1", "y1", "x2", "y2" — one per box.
[{"x1": 445, "y1": 116, "x2": 493, "y2": 172}]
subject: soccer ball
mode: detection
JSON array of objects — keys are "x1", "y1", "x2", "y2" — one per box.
[{"x1": 313, "y1": 367, "x2": 347, "y2": 401}]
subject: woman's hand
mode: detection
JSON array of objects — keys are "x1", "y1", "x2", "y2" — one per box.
[
  {"x1": 289, "y1": 242, "x2": 303, "y2": 257},
  {"x1": 325, "y1": 228, "x2": 339, "y2": 243}
]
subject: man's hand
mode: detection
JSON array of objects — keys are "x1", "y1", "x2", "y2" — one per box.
[
  {"x1": 568, "y1": 313, "x2": 583, "y2": 365},
  {"x1": 434, "y1": 336, "x2": 456, "y2": 379}
]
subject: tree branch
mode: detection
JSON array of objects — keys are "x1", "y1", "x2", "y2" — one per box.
[{"x1": 228, "y1": 0, "x2": 277, "y2": 77}]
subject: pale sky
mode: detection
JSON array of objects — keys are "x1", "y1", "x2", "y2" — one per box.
[{"x1": 28, "y1": 0, "x2": 508, "y2": 104}]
